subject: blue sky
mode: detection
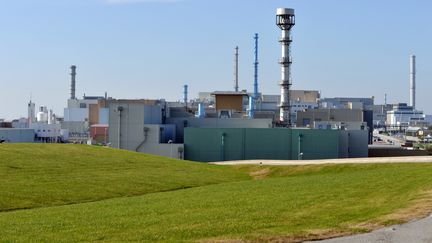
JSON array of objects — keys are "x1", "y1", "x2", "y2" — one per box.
[{"x1": 1, "y1": 0, "x2": 431, "y2": 119}]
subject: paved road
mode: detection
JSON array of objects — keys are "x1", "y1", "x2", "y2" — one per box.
[
  {"x1": 211, "y1": 156, "x2": 432, "y2": 166},
  {"x1": 312, "y1": 215, "x2": 432, "y2": 243},
  {"x1": 374, "y1": 133, "x2": 404, "y2": 147}
]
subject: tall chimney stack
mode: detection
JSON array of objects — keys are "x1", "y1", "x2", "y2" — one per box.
[
  {"x1": 253, "y1": 33, "x2": 259, "y2": 101},
  {"x1": 276, "y1": 8, "x2": 295, "y2": 126},
  {"x1": 409, "y1": 55, "x2": 416, "y2": 109},
  {"x1": 183, "y1": 84, "x2": 188, "y2": 108},
  {"x1": 234, "y1": 46, "x2": 239, "y2": 92},
  {"x1": 70, "y1": 65, "x2": 77, "y2": 100}
]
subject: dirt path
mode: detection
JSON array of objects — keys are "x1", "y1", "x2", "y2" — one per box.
[{"x1": 210, "y1": 156, "x2": 432, "y2": 166}]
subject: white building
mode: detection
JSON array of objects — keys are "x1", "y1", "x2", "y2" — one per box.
[
  {"x1": 24, "y1": 105, "x2": 64, "y2": 142},
  {"x1": 386, "y1": 103, "x2": 425, "y2": 127},
  {"x1": 30, "y1": 123, "x2": 62, "y2": 142}
]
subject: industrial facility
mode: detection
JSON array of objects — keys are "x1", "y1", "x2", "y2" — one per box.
[{"x1": 1, "y1": 7, "x2": 431, "y2": 161}]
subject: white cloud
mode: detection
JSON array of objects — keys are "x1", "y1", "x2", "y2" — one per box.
[{"x1": 105, "y1": 0, "x2": 183, "y2": 4}]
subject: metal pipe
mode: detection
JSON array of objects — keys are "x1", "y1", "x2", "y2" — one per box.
[
  {"x1": 117, "y1": 106, "x2": 123, "y2": 149},
  {"x1": 197, "y1": 103, "x2": 205, "y2": 118},
  {"x1": 136, "y1": 127, "x2": 149, "y2": 152},
  {"x1": 220, "y1": 133, "x2": 226, "y2": 161},
  {"x1": 410, "y1": 55, "x2": 416, "y2": 109},
  {"x1": 248, "y1": 96, "x2": 254, "y2": 118},
  {"x1": 276, "y1": 8, "x2": 295, "y2": 126},
  {"x1": 298, "y1": 133, "x2": 303, "y2": 160}
]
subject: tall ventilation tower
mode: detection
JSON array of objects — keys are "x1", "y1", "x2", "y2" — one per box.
[
  {"x1": 70, "y1": 65, "x2": 77, "y2": 100},
  {"x1": 234, "y1": 46, "x2": 239, "y2": 92},
  {"x1": 276, "y1": 8, "x2": 295, "y2": 126},
  {"x1": 410, "y1": 55, "x2": 416, "y2": 109}
]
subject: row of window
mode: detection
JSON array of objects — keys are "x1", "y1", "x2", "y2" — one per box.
[
  {"x1": 37, "y1": 129, "x2": 60, "y2": 133},
  {"x1": 292, "y1": 104, "x2": 313, "y2": 108}
]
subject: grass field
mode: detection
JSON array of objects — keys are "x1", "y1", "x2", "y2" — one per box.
[
  {"x1": 0, "y1": 144, "x2": 248, "y2": 211},
  {"x1": 1, "y1": 144, "x2": 432, "y2": 242}
]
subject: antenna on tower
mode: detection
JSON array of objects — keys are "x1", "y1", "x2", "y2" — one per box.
[{"x1": 234, "y1": 46, "x2": 239, "y2": 92}]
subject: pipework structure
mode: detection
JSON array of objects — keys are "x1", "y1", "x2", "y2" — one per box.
[
  {"x1": 234, "y1": 46, "x2": 239, "y2": 92},
  {"x1": 410, "y1": 55, "x2": 416, "y2": 109},
  {"x1": 70, "y1": 65, "x2": 77, "y2": 100},
  {"x1": 276, "y1": 8, "x2": 295, "y2": 126}
]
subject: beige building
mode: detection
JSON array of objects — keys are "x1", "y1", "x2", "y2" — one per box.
[{"x1": 297, "y1": 109, "x2": 364, "y2": 127}]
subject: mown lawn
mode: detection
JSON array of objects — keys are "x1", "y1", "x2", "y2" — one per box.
[
  {"x1": 1, "y1": 159, "x2": 432, "y2": 242},
  {"x1": 0, "y1": 144, "x2": 249, "y2": 211}
]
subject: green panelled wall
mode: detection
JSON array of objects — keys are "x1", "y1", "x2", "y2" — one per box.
[
  {"x1": 184, "y1": 128, "x2": 341, "y2": 162},
  {"x1": 244, "y1": 128, "x2": 291, "y2": 160}
]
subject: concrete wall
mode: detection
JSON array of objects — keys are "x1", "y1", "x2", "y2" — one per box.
[
  {"x1": 0, "y1": 129, "x2": 35, "y2": 143},
  {"x1": 64, "y1": 108, "x2": 89, "y2": 122},
  {"x1": 108, "y1": 102, "x2": 182, "y2": 159},
  {"x1": 297, "y1": 109, "x2": 364, "y2": 127},
  {"x1": 166, "y1": 117, "x2": 273, "y2": 143},
  {"x1": 108, "y1": 102, "x2": 162, "y2": 149}
]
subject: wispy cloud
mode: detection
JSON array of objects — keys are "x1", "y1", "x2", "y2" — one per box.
[{"x1": 104, "y1": 0, "x2": 183, "y2": 4}]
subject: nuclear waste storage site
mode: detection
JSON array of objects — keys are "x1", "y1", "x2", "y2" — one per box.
[{"x1": 2, "y1": 7, "x2": 431, "y2": 162}]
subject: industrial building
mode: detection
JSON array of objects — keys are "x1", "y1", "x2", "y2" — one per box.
[
  {"x1": 0, "y1": 7, "x2": 374, "y2": 161},
  {"x1": 320, "y1": 97, "x2": 374, "y2": 110},
  {"x1": 62, "y1": 65, "x2": 110, "y2": 143},
  {"x1": 184, "y1": 128, "x2": 368, "y2": 162},
  {"x1": 372, "y1": 104, "x2": 393, "y2": 127},
  {"x1": 102, "y1": 7, "x2": 370, "y2": 162},
  {"x1": 296, "y1": 108, "x2": 373, "y2": 144},
  {"x1": 0, "y1": 129, "x2": 35, "y2": 143},
  {"x1": 386, "y1": 103, "x2": 425, "y2": 129},
  {"x1": 108, "y1": 99, "x2": 183, "y2": 159}
]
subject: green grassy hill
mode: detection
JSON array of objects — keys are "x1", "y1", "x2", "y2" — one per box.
[
  {"x1": 0, "y1": 144, "x2": 248, "y2": 211},
  {"x1": 1, "y1": 144, "x2": 432, "y2": 242}
]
